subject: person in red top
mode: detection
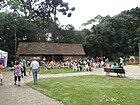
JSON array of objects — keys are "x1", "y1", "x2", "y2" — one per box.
[{"x1": 0, "y1": 63, "x2": 3, "y2": 85}]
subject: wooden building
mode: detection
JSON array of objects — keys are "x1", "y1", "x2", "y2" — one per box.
[{"x1": 17, "y1": 42, "x2": 85, "y2": 62}]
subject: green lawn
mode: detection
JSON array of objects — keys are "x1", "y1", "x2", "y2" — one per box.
[
  {"x1": 2, "y1": 68, "x2": 13, "y2": 72},
  {"x1": 38, "y1": 67, "x2": 84, "y2": 74},
  {"x1": 26, "y1": 75, "x2": 140, "y2": 105}
]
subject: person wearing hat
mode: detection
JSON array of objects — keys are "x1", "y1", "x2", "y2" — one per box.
[{"x1": 30, "y1": 57, "x2": 40, "y2": 85}]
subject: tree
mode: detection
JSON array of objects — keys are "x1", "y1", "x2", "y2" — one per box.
[
  {"x1": 83, "y1": 7, "x2": 140, "y2": 59},
  {"x1": 33, "y1": 0, "x2": 75, "y2": 22}
]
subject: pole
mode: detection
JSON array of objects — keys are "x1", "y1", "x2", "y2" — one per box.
[
  {"x1": 15, "y1": 25, "x2": 17, "y2": 60},
  {"x1": 7, "y1": 27, "x2": 17, "y2": 60},
  {"x1": 13, "y1": 10, "x2": 17, "y2": 61}
]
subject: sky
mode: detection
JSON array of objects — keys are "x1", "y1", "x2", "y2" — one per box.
[{"x1": 58, "y1": 0, "x2": 140, "y2": 29}]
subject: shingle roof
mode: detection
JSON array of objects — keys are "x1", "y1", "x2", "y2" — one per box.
[{"x1": 17, "y1": 42, "x2": 85, "y2": 55}]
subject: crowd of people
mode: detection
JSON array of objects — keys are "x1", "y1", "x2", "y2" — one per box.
[
  {"x1": 0, "y1": 56, "x2": 126, "y2": 86},
  {"x1": 107, "y1": 56, "x2": 126, "y2": 69},
  {"x1": 14, "y1": 57, "x2": 40, "y2": 86},
  {"x1": 0, "y1": 57, "x2": 40, "y2": 86},
  {"x1": 41, "y1": 56, "x2": 109, "y2": 72}
]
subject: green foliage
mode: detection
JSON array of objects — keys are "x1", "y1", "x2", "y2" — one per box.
[
  {"x1": 34, "y1": 0, "x2": 75, "y2": 22},
  {"x1": 83, "y1": 7, "x2": 140, "y2": 59},
  {"x1": 0, "y1": 12, "x2": 39, "y2": 61},
  {"x1": 27, "y1": 75, "x2": 140, "y2": 105},
  {"x1": 0, "y1": 1, "x2": 140, "y2": 62},
  {"x1": 0, "y1": 0, "x2": 76, "y2": 62}
]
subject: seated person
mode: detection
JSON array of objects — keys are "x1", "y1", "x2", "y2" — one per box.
[
  {"x1": 96, "y1": 62, "x2": 100, "y2": 68},
  {"x1": 118, "y1": 63, "x2": 123, "y2": 69},
  {"x1": 112, "y1": 63, "x2": 118, "y2": 68},
  {"x1": 100, "y1": 61, "x2": 105, "y2": 66}
]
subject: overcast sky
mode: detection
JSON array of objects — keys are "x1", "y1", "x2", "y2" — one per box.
[{"x1": 58, "y1": 0, "x2": 140, "y2": 29}]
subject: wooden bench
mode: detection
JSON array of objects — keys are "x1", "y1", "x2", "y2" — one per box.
[{"x1": 104, "y1": 67, "x2": 125, "y2": 77}]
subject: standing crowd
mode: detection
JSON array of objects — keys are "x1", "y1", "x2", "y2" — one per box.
[{"x1": 0, "y1": 57, "x2": 40, "y2": 86}]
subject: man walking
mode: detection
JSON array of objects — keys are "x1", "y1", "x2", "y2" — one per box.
[{"x1": 30, "y1": 57, "x2": 40, "y2": 85}]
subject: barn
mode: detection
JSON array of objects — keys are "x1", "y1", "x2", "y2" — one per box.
[{"x1": 16, "y1": 42, "x2": 85, "y2": 62}]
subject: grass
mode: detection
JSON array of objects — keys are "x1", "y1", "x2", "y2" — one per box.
[
  {"x1": 38, "y1": 67, "x2": 84, "y2": 74},
  {"x1": 2, "y1": 68, "x2": 13, "y2": 72},
  {"x1": 8, "y1": 67, "x2": 83, "y2": 74},
  {"x1": 26, "y1": 75, "x2": 140, "y2": 105}
]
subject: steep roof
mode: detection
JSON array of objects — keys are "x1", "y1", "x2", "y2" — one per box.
[{"x1": 17, "y1": 42, "x2": 85, "y2": 55}]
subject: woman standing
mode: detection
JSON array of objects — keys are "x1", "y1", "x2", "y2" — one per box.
[{"x1": 13, "y1": 61, "x2": 23, "y2": 86}]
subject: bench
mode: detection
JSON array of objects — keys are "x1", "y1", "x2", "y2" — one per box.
[{"x1": 104, "y1": 67, "x2": 125, "y2": 77}]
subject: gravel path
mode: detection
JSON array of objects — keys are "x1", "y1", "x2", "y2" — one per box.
[
  {"x1": 0, "y1": 72, "x2": 62, "y2": 105},
  {"x1": 0, "y1": 65, "x2": 140, "y2": 105}
]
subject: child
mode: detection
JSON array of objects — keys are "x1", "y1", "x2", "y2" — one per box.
[{"x1": 0, "y1": 63, "x2": 3, "y2": 85}]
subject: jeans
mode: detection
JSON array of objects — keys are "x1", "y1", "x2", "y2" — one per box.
[{"x1": 32, "y1": 69, "x2": 38, "y2": 85}]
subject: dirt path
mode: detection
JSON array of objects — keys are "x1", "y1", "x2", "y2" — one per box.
[
  {"x1": 0, "y1": 72, "x2": 62, "y2": 105},
  {"x1": 0, "y1": 65, "x2": 140, "y2": 105}
]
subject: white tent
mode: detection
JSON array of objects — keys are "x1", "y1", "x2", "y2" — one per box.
[{"x1": 0, "y1": 50, "x2": 8, "y2": 68}]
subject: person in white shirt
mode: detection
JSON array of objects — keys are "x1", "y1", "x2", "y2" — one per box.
[
  {"x1": 120, "y1": 57, "x2": 123, "y2": 66},
  {"x1": 30, "y1": 57, "x2": 40, "y2": 85}
]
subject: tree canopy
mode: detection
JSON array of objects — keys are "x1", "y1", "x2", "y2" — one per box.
[
  {"x1": 0, "y1": 0, "x2": 139, "y2": 62},
  {"x1": 83, "y1": 7, "x2": 140, "y2": 59}
]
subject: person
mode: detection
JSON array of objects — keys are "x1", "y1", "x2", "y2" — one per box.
[
  {"x1": 10, "y1": 60, "x2": 14, "y2": 70},
  {"x1": 41, "y1": 60, "x2": 46, "y2": 70},
  {"x1": 123, "y1": 56, "x2": 126, "y2": 66},
  {"x1": 19, "y1": 60, "x2": 23, "y2": 78},
  {"x1": 95, "y1": 56, "x2": 99, "y2": 63},
  {"x1": 30, "y1": 57, "x2": 40, "y2": 85},
  {"x1": 13, "y1": 61, "x2": 23, "y2": 86},
  {"x1": 120, "y1": 57, "x2": 123, "y2": 66},
  {"x1": 117, "y1": 57, "x2": 121, "y2": 66},
  {"x1": 27, "y1": 60, "x2": 31, "y2": 67},
  {"x1": 100, "y1": 61, "x2": 105, "y2": 67},
  {"x1": 22, "y1": 58, "x2": 27, "y2": 76},
  {"x1": 85, "y1": 62, "x2": 89, "y2": 71},
  {"x1": 109, "y1": 64, "x2": 112, "y2": 68},
  {"x1": 118, "y1": 63, "x2": 123, "y2": 69},
  {"x1": 0, "y1": 63, "x2": 3, "y2": 85},
  {"x1": 112, "y1": 63, "x2": 118, "y2": 68}
]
